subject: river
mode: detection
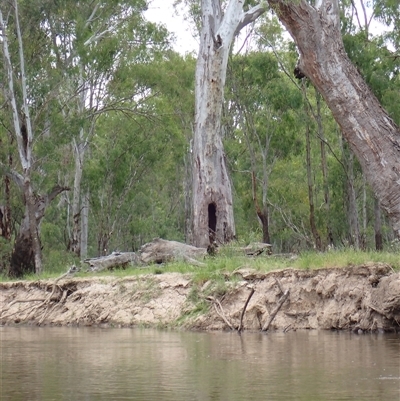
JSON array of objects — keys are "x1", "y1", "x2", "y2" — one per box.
[{"x1": 0, "y1": 327, "x2": 399, "y2": 400}]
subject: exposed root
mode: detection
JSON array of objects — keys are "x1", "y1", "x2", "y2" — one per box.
[
  {"x1": 0, "y1": 266, "x2": 79, "y2": 324},
  {"x1": 207, "y1": 296, "x2": 235, "y2": 330}
]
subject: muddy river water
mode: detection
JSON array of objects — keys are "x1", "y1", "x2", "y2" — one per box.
[{"x1": 0, "y1": 327, "x2": 399, "y2": 400}]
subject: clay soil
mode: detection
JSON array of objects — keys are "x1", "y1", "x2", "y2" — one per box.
[{"x1": 1, "y1": 263, "x2": 399, "y2": 332}]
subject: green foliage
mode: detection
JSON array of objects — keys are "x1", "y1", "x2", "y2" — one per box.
[
  {"x1": 0, "y1": 237, "x2": 12, "y2": 276},
  {"x1": 41, "y1": 249, "x2": 81, "y2": 275},
  {"x1": 1, "y1": 0, "x2": 400, "y2": 275}
]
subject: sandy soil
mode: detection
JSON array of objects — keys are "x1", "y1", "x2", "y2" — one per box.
[{"x1": 1, "y1": 263, "x2": 399, "y2": 332}]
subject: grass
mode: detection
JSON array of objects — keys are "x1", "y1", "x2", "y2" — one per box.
[{"x1": 1, "y1": 246, "x2": 399, "y2": 283}]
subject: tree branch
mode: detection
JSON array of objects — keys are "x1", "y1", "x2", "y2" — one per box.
[
  {"x1": 236, "y1": 3, "x2": 268, "y2": 36},
  {"x1": 0, "y1": 161, "x2": 24, "y2": 190}
]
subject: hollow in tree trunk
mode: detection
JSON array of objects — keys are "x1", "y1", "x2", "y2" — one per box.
[{"x1": 191, "y1": 1, "x2": 267, "y2": 248}]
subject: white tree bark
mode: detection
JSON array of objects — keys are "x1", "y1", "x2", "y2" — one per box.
[
  {"x1": 0, "y1": 3, "x2": 42, "y2": 273},
  {"x1": 80, "y1": 190, "x2": 90, "y2": 259},
  {"x1": 192, "y1": 0, "x2": 267, "y2": 247}
]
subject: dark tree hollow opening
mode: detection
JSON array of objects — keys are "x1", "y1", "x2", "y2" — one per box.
[{"x1": 208, "y1": 203, "x2": 217, "y2": 244}]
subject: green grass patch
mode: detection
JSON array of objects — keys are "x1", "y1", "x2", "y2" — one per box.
[
  {"x1": 291, "y1": 249, "x2": 400, "y2": 270},
  {"x1": 1, "y1": 247, "x2": 399, "y2": 283}
]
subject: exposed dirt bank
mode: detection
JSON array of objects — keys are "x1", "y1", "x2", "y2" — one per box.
[{"x1": 1, "y1": 263, "x2": 400, "y2": 332}]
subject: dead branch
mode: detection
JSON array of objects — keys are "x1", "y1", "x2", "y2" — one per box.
[
  {"x1": 367, "y1": 303, "x2": 391, "y2": 320},
  {"x1": 238, "y1": 287, "x2": 255, "y2": 332},
  {"x1": 207, "y1": 296, "x2": 235, "y2": 330},
  {"x1": 274, "y1": 278, "x2": 284, "y2": 294},
  {"x1": 262, "y1": 289, "x2": 290, "y2": 332}
]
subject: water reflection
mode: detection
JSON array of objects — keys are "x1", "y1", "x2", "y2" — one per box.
[{"x1": 1, "y1": 327, "x2": 399, "y2": 401}]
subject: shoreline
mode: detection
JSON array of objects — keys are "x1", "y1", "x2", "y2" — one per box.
[{"x1": 1, "y1": 263, "x2": 399, "y2": 332}]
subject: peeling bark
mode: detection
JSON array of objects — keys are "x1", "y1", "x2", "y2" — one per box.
[
  {"x1": 192, "y1": 1, "x2": 267, "y2": 248},
  {"x1": 268, "y1": 0, "x2": 400, "y2": 236}
]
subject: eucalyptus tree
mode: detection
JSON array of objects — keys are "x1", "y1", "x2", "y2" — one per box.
[
  {"x1": 0, "y1": 0, "x2": 170, "y2": 275},
  {"x1": 191, "y1": 0, "x2": 269, "y2": 248},
  {"x1": 226, "y1": 50, "x2": 303, "y2": 244},
  {"x1": 0, "y1": 1, "x2": 69, "y2": 276},
  {"x1": 267, "y1": 0, "x2": 400, "y2": 238},
  {"x1": 85, "y1": 52, "x2": 194, "y2": 254},
  {"x1": 39, "y1": 0, "x2": 170, "y2": 258}
]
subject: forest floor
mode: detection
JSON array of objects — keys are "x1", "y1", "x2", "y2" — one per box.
[{"x1": 1, "y1": 263, "x2": 400, "y2": 333}]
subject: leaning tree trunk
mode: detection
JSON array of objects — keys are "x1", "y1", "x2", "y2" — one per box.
[
  {"x1": 269, "y1": 0, "x2": 400, "y2": 237},
  {"x1": 192, "y1": 0, "x2": 266, "y2": 248}
]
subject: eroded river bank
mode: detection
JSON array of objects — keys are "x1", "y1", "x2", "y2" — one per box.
[{"x1": 1, "y1": 263, "x2": 400, "y2": 332}]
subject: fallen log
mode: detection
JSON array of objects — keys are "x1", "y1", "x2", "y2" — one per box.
[
  {"x1": 240, "y1": 242, "x2": 272, "y2": 256},
  {"x1": 140, "y1": 238, "x2": 207, "y2": 265},
  {"x1": 84, "y1": 252, "x2": 140, "y2": 272},
  {"x1": 83, "y1": 239, "x2": 207, "y2": 272},
  {"x1": 83, "y1": 239, "x2": 276, "y2": 273}
]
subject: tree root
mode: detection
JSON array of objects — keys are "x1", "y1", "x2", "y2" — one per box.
[
  {"x1": 207, "y1": 296, "x2": 235, "y2": 330},
  {"x1": 0, "y1": 266, "x2": 79, "y2": 324}
]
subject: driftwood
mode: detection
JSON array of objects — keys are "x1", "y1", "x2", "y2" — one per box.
[{"x1": 84, "y1": 252, "x2": 140, "y2": 272}]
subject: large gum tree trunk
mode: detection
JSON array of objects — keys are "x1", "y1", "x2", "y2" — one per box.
[
  {"x1": 10, "y1": 185, "x2": 69, "y2": 277},
  {"x1": 269, "y1": 0, "x2": 400, "y2": 236},
  {"x1": 192, "y1": 0, "x2": 266, "y2": 248},
  {"x1": 192, "y1": 28, "x2": 236, "y2": 247}
]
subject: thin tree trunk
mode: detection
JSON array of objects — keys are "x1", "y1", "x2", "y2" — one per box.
[
  {"x1": 185, "y1": 138, "x2": 193, "y2": 244},
  {"x1": 374, "y1": 197, "x2": 383, "y2": 251},
  {"x1": 71, "y1": 136, "x2": 85, "y2": 256},
  {"x1": 346, "y1": 150, "x2": 360, "y2": 249},
  {"x1": 305, "y1": 107, "x2": 322, "y2": 250},
  {"x1": 251, "y1": 172, "x2": 270, "y2": 244},
  {"x1": 268, "y1": 0, "x2": 400, "y2": 237},
  {"x1": 361, "y1": 175, "x2": 367, "y2": 249},
  {"x1": 80, "y1": 189, "x2": 89, "y2": 258},
  {"x1": 302, "y1": 82, "x2": 322, "y2": 250},
  {"x1": 316, "y1": 89, "x2": 333, "y2": 246},
  {"x1": 70, "y1": 62, "x2": 90, "y2": 257}
]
